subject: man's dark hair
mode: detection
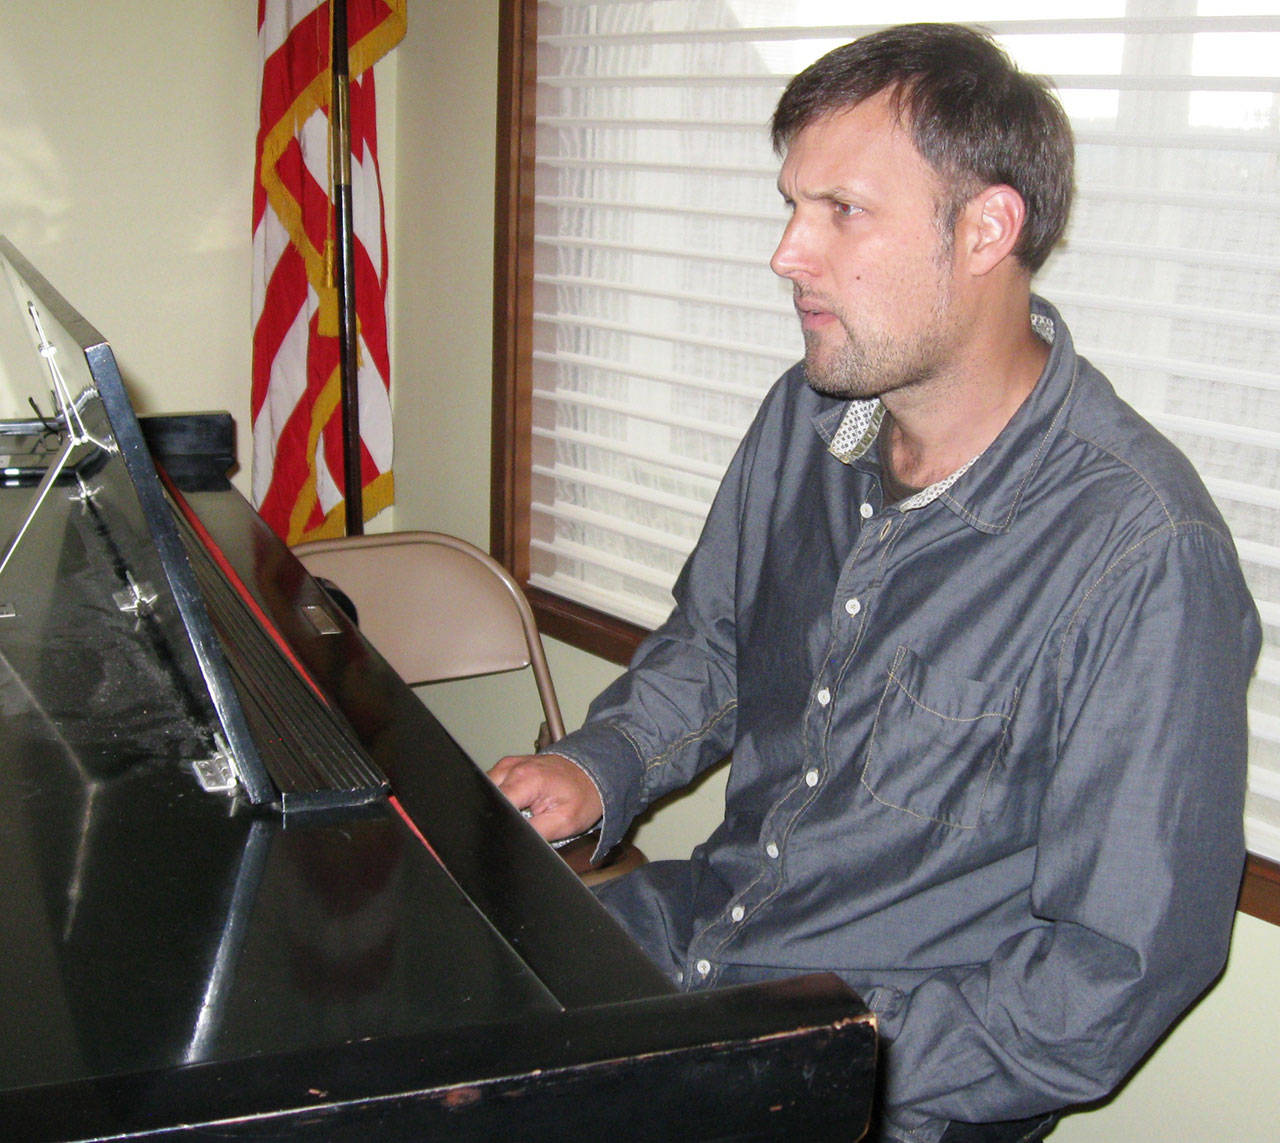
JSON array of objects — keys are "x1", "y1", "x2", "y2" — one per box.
[{"x1": 771, "y1": 23, "x2": 1074, "y2": 273}]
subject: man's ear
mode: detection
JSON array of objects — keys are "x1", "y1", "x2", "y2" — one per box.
[{"x1": 959, "y1": 185, "x2": 1026, "y2": 276}]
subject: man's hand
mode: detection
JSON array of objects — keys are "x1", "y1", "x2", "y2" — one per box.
[{"x1": 487, "y1": 753, "x2": 604, "y2": 843}]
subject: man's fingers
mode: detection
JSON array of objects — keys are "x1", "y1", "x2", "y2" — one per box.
[
  {"x1": 486, "y1": 753, "x2": 603, "y2": 841},
  {"x1": 488, "y1": 753, "x2": 534, "y2": 786},
  {"x1": 489, "y1": 753, "x2": 553, "y2": 810}
]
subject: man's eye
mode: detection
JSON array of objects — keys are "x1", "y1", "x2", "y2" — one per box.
[{"x1": 834, "y1": 201, "x2": 858, "y2": 217}]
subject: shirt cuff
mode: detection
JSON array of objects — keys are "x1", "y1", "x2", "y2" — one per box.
[{"x1": 548, "y1": 720, "x2": 647, "y2": 862}]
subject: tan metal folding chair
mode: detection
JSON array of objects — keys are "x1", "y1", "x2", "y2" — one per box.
[{"x1": 293, "y1": 531, "x2": 565, "y2": 747}]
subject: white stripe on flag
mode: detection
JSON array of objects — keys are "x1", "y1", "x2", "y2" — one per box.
[
  {"x1": 351, "y1": 143, "x2": 385, "y2": 280},
  {"x1": 258, "y1": 0, "x2": 324, "y2": 62},
  {"x1": 251, "y1": 292, "x2": 312, "y2": 505},
  {"x1": 358, "y1": 345, "x2": 394, "y2": 470}
]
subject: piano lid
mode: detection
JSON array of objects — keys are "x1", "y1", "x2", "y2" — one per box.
[{"x1": 0, "y1": 237, "x2": 384, "y2": 811}]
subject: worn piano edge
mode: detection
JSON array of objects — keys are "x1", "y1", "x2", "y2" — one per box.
[{"x1": 1, "y1": 975, "x2": 877, "y2": 1141}]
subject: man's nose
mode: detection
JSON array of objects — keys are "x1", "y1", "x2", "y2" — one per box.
[{"x1": 770, "y1": 214, "x2": 812, "y2": 281}]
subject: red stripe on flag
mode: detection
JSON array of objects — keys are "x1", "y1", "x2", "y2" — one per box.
[{"x1": 251, "y1": 244, "x2": 307, "y2": 421}]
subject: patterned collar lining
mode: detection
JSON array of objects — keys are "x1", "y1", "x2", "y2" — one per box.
[{"x1": 823, "y1": 311, "x2": 1056, "y2": 511}]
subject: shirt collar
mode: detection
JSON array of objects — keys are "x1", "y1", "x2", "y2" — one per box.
[{"x1": 812, "y1": 298, "x2": 1072, "y2": 531}]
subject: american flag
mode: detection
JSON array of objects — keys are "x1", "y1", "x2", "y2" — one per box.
[{"x1": 252, "y1": 0, "x2": 404, "y2": 543}]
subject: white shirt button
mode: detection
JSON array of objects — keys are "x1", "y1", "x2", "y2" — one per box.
[
  {"x1": 805, "y1": 768, "x2": 820, "y2": 787},
  {"x1": 765, "y1": 842, "x2": 779, "y2": 859},
  {"x1": 845, "y1": 597, "x2": 861, "y2": 617},
  {"x1": 859, "y1": 502, "x2": 874, "y2": 519},
  {"x1": 730, "y1": 905, "x2": 745, "y2": 922},
  {"x1": 695, "y1": 959, "x2": 711, "y2": 977},
  {"x1": 817, "y1": 687, "x2": 831, "y2": 706}
]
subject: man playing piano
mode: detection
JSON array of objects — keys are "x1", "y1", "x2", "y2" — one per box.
[{"x1": 490, "y1": 23, "x2": 1261, "y2": 1143}]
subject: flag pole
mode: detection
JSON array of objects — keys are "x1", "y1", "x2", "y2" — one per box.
[{"x1": 330, "y1": 0, "x2": 364, "y2": 534}]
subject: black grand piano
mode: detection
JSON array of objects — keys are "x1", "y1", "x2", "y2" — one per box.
[{"x1": 0, "y1": 238, "x2": 876, "y2": 1141}]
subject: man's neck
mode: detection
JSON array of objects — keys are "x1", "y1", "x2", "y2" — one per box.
[{"x1": 880, "y1": 301, "x2": 1048, "y2": 490}]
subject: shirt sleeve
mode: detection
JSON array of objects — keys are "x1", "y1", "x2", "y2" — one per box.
[{"x1": 874, "y1": 522, "x2": 1260, "y2": 1134}]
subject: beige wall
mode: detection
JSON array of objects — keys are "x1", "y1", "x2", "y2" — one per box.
[
  {"x1": 0, "y1": 2, "x2": 258, "y2": 497},
  {"x1": 390, "y1": 0, "x2": 498, "y2": 549},
  {"x1": 3, "y1": 3, "x2": 1275, "y2": 1138}
]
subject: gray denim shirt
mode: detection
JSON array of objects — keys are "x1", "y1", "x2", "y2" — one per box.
[{"x1": 552, "y1": 298, "x2": 1261, "y2": 1140}]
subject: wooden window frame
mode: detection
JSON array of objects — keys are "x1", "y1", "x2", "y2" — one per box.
[
  {"x1": 489, "y1": 0, "x2": 648, "y2": 667},
  {"x1": 487, "y1": 0, "x2": 1279, "y2": 926}
]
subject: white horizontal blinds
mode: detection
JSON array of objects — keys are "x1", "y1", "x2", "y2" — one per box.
[
  {"x1": 531, "y1": 2, "x2": 1280, "y2": 859},
  {"x1": 533, "y1": 1, "x2": 802, "y2": 626}
]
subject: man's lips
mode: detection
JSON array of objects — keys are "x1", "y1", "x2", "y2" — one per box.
[{"x1": 795, "y1": 296, "x2": 838, "y2": 331}]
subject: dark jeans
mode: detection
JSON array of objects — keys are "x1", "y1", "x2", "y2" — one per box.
[{"x1": 938, "y1": 1112, "x2": 1060, "y2": 1142}]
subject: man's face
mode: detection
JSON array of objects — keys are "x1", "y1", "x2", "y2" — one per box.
[{"x1": 771, "y1": 92, "x2": 965, "y2": 401}]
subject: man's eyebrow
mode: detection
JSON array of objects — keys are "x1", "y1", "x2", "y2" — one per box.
[{"x1": 777, "y1": 181, "x2": 856, "y2": 202}]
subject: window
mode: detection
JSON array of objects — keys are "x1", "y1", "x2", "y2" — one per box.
[{"x1": 492, "y1": 0, "x2": 1280, "y2": 910}]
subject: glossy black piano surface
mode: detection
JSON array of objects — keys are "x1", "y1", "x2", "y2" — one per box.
[{"x1": 0, "y1": 239, "x2": 875, "y2": 1140}]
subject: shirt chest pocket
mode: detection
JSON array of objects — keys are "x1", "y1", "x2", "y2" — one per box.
[{"x1": 858, "y1": 645, "x2": 1021, "y2": 830}]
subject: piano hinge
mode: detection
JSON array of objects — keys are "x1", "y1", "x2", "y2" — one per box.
[
  {"x1": 301, "y1": 603, "x2": 341, "y2": 636},
  {"x1": 192, "y1": 734, "x2": 239, "y2": 795},
  {"x1": 69, "y1": 475, "x2": 102, "y2": 506},
  {"x1": 113, "y1": 572, "x2": 158, "y2": 617}
]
